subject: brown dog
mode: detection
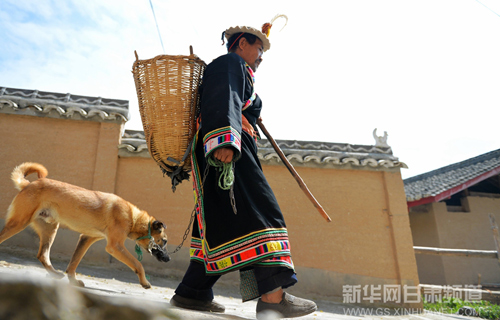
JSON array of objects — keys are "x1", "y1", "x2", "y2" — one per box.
[{"x1": 0, "y1": 162, "x2": 170, "y2": 289}]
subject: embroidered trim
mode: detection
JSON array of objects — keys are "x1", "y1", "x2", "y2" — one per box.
[
  {"x1": 190, "y1": 238, "x2": 205, "y2": 264},
  {"x1": 189, "y1": 228, "x2": 294, "y2": 274},
  {"x1": 256, "y1": 256, "x2": 294, "y2": 267},
  {"x1": 242, "y1": 63, "x2": 256, "y2": 111},
  {"x1": 205, "y1": 243, "x2": 292, "y2": 273},
  {"x1": 203, "y1": 126, "x2": 241, "y2": 157},
  {"x1": 207, "y1": 229, "x2": 289, "y2": 257}
]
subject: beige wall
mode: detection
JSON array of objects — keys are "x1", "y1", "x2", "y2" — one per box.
[
  {"x1": 0, "y1": 112, "x2": 421, "y2": 308},
  {"x1": 0, "y1": 113, "x2": 120, "y2": 200},
  {"x1": 408, "y1": 204, "x2": 447, "y2": 285},
  {"x1": 410, "y1": 197, "x2": 500, "y2": 286}
]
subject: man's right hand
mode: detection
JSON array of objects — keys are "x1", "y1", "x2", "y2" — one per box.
[{"x1": 213, "y1": 147, "x2": 234, "y2": 163}]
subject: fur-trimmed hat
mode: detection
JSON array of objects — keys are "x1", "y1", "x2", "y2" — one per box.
[{"x1": 223, "y1": 14, "x2": 288, "y2": 52}]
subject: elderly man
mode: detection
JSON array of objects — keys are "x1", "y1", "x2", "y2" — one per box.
[{"x1": 170, "y1": 17, "x2": 317, "y2": 319}]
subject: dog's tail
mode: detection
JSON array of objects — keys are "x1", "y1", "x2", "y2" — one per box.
[{"x1": 11, "y1": 162, "x2": 48, "y2": 191}]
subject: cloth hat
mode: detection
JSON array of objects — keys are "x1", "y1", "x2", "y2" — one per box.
[
  {"x1": 224, "y1": 14, "x2": 288, "y2": 52},
  {"x1": 225, "y1": 26, "x2": 271, "y2": 52}
]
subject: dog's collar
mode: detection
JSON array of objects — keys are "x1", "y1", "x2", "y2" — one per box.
[
  {"x1": 135, "y1": 221, "x2": 152, "y2": 261},
  {"x1": 136, "y1": 221, "x2": 152, "y2": 242}
]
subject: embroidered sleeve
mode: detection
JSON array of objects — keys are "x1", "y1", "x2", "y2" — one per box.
[
  {"x1": 203, "y1": 126, "x2": 241, "y2": 159},
  {"x1": 200, "y1": 54, "x2": 248, "y2": 161}
]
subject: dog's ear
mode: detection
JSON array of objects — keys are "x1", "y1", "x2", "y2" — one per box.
[{"x1": 152, "y1": 220, "x2": 166, "y2": 231}]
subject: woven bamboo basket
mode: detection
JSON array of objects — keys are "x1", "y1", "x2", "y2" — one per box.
[{"x1": 132, "y1": 47, "x2": 206, "y2": 191}]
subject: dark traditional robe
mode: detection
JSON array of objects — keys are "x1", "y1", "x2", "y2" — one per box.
[{"x1": 189, "y1": 52, "x2": 294, "y2": 275}]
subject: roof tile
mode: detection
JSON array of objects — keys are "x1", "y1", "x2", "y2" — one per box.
[{"x1": 404, "y1": 149, "x2": 500, "y2": 202}]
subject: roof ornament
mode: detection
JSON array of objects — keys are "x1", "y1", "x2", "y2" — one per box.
[{"x1": 373, "y1": 128, "x2": 390, "y2": 148}]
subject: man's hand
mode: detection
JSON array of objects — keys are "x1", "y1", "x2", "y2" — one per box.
[{"x1": 214, "y1": 147, "x2": 234, "y2": 163}]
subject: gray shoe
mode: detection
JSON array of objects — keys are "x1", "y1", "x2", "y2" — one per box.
[
  {"x1": 256, "y1": 292, "x2": 317, "y2": 319},
  {"x1": 170, "y1": 294, "x2": 225, "y2": 313}
]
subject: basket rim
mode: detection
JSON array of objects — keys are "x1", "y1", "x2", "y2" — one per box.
[{"x1": 133, "y1": 53, "x2": 206, "y2": 65}]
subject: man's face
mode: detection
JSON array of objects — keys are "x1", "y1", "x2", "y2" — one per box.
[{"x1": 237, "y1": 38, "x2": 264, "y2": 72}]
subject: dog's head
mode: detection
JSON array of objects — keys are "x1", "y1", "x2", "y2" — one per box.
[{"x1": 149, "y1": 220, "x2": 170, "y2": 263}]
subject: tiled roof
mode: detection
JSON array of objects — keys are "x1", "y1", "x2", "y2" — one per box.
[
  {"x1": 404, "y1": 148, "x2": 500, "y2": 204},
  {"x1": 0, "y1": 87, "x2": 129, "y2": 122},
  {"x1": 119, "y1": 130, "x2": 408, "y2": 170}
]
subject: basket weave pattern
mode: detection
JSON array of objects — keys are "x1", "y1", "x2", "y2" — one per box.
[{"x1": 132, "y1": 53, "x2": 206, "y2": 184}]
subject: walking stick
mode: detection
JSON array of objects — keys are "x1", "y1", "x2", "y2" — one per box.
[{"x1": 257, "y1": 118, "x2": 332, "y2": 223}]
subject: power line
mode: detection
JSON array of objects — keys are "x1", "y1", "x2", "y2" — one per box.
[
  {"x1": 474, "y1": 0, "x2": 500, "y2": 18},
  {"x1": 149, "y1": 0, "x2": 165, "y2": 53}
]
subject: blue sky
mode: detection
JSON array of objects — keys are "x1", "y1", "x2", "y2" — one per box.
[{"x1": 1, "y1": 0, "x2": 500, "y2": 179}]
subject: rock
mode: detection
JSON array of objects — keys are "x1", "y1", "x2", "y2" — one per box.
[{"x1": 0, "y1": 273, "x2": 177, "y2": 320}]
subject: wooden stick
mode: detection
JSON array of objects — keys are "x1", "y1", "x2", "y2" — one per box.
[
  {"x1": 414, "y1": 246, "x2": 498, "y2": 259},
  {"x1": 257, "y1": 118, "x2": 332, "y2": 223}
]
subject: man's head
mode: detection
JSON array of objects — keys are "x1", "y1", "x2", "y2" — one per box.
[
  {"x1": 223, "y1": 16, "x2": 288, "y2": 71},
  {"x1": 227, "y1": 32, "x2": 264, "y2": 71}
]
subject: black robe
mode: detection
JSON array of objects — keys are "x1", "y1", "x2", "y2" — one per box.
[{"x1": 189, "y1": 53, "x2": 294, "y2": 275}]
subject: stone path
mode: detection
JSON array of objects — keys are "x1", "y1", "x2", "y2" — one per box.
[{"x1": 0, "y1": 249, "x2": 475, "y2": 320}]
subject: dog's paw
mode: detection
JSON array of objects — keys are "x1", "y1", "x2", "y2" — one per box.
[{"x1": 69, "y1": 278, "x2": 85, "y2": 287}]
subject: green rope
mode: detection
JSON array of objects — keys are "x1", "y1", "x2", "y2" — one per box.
[
  {"x1": 207, "y1": 157, "x2": 234, "y2": 190},
  {"x1": 134, "y1": 244, "x2": 150, "y2": 280},
  {"x1": 135, "y1": 244, "x2": 144, "y2": 261},
  {"x1": 135, "y1": 222, "x2": 151, "y2": 262}
]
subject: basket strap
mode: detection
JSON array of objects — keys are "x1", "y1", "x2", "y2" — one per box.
[
  {"x1": 168, "y1": 136, "x2": 195, "y2": 174},
  {"x1": 166, "y1": 157, "x2": 181, "y2": 165},
  {"x1": 180, "y1": 137, "x2": 195, "y2": 164}
]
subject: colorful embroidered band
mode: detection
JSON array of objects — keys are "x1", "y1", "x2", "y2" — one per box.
[
  {"x1": 189, "y1": 228, "x2": 294, "y2": 274},
  {"x1": 243, "y1": 63, "x2": 257, "y2": 111},
  {"x1": 203, "y1": 126, "x2": 241, "y2": 158}
]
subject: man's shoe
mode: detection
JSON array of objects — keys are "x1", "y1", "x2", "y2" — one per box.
[
  {"x1": 170, "y1": 294, "x2": 225, "y2": 313},
  {"x1": 256, "y1": 292, "x2": 317, "y2": 319}
]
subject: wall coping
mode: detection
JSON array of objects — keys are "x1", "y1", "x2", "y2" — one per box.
[
  {"x1": 119, "y1": 130, "x2": 407, "y2": 171},
  {"x1": 0, "y1": 87, "x2": 129, "y2": 123},
  {"x1": 0, "y1": 86, "x2": 406, "y2": 171}
]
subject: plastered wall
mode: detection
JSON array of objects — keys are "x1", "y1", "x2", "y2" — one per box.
[
  {"x1": 0, "y1": 112, "x2": 421, "y2": 308},
  {"x1": 409, "y1": 197, "x2": 500, "y2": 286}
]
